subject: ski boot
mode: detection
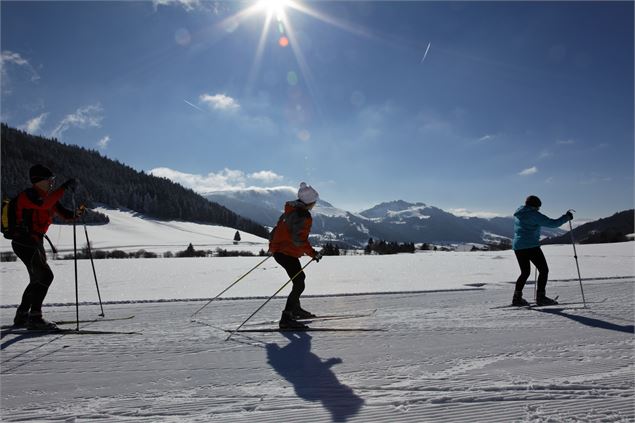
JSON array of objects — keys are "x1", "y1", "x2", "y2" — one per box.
[
  {"x1": 27, "y1": 313, "x2": 59, "y2": 331},
  {"x1": 279, "y1": 311, "x2": 308, "y2": 329},
  {"x1": 13, "y1": 309, "x2": 29, "y2": 327},
  {"x1": 512, "y1": 291, "x2": 530, "y2": 307},
  {"x1": 291, "y1": 307, "x2": 316, "y2": 319},
  {"x1": 536, "y1": 295, "x2": 558, "y2": 306}
]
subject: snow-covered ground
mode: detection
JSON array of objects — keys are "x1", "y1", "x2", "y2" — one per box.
[
  {"x1": 0, "y1": 242, "x2": 633, "y2": 306},
  {"x1": 1, "y1": 208, "x2": 633, "y2": 421},
  {"x1": 0, "y1": 208, "x2": 633, "y2": 306},
  {"x1": 1, "y1": 278, "x2": 633, "y2": 422},
  {"x1": 0, "y1": 208, "x2": 270, "y2": 256}
]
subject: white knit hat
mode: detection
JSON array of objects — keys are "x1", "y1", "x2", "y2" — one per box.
[{"x1": 298, "y1": 182, "x2": 319, "y2": 204}]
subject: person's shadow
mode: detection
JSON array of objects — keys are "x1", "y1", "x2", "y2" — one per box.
[
  {"x1": 266, "y1": 332, "x2": 364, "y2": 422},
  {"x1": 534, "y1": 308, "x2": 634, "y2": 334}
]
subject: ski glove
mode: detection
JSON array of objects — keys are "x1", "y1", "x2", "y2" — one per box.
[
  {"x1": 565, "y1": 211, "x2": 574, "y2": 221},
  {"x1": 62, "y1": 178, "x2": 78, "y2": 191},
  {"x1": 75, "y1": 204, "x2": 86, "y2": 217},
  {"x1": 313, "y1": 250, "x2": 323, "y2": 262}
]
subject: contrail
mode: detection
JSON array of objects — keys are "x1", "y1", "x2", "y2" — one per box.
[
  {"x1": 183, "y1": 99, "x2": 204, "y2": 112},
  {"x1": 420, "y1": 42, "x2": 431, "y2": 63}
]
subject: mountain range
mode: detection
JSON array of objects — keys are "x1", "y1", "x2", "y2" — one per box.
[{"x1": 206, "y1": 188, "x2": 566, "y2": 247}]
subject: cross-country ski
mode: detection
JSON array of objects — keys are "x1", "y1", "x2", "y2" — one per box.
[
  {"x1": 1, "y1": 328, "x2": 141, "y2": 336},
  {"x1": 226, "y1": 327, "x2": 386, "y2": 333},
  {"x1": 243, "y1": 310, "x2": 377, "y2": 327},
  {"x1": 1, "y1": 315, "x2": 135, "y2": 330}
]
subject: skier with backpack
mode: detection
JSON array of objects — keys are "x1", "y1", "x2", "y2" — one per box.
[
  {"x1": 3, "y1": 164, "x2": 81, "y2": 330},
  {"x1": 512, "y1": 195, "x2": 573, "y2": 306},
  {"x1": 269, "y1": 182, "x2": 322, "y2": 329}
]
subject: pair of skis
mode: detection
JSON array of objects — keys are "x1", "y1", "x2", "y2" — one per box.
[
  {"x1": 224, "y1": 310, "x2": 383, "y2": 333},
  {"x1": 491, "y1": 298, "x2": 607, "y2": 310},
  {"x1": 1, "y1": 315, "x2": 138, "y2": 336}
]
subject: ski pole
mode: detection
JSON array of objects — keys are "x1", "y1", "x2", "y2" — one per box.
[
  {"x1": 226, "y1": 258, "x2": 314, "y2": 341},
  {"x1": 567, "y1": 209, "x2": 586, "y2": 308},
  {"x1": 72, "y1": 193, "x2": 79, "y2": 331},
  {"x1": 191, "y1": 255, "x2": 272, "y2": 318},
  {"x1": 533, "y1": 265, "x2": 537, "y2": 303},
  {"x1": 81, "y1": 210, "x2": 105, "y2": 317}
]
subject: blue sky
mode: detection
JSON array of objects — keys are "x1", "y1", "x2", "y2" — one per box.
[{"x1": 1, "y1": 1, "x2": 633, "y2": 220}]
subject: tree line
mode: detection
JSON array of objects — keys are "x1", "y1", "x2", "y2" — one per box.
[
  {"x1": 1, "y1": 124, "x2": 269, "y2": 238},
  {"x1": 364, "y1": 238, "x2": 416, "y2": 255}
]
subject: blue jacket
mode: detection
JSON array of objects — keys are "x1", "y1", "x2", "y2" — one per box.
[{"x1": 512, "y1": 205, "x2": 570, "y2": 250}]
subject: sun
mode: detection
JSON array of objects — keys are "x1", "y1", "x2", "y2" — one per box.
[{"x1": 257, "y1": 0, "x2": 289, "y2": 18}]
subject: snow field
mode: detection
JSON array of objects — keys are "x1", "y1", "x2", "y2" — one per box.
[
  {"x1": 1, "y1": 242, "x2": 632, "y2": 307},
  {"x1": 1, "y1": 279, "x2": 633, "y2": 422},
  {"x1": 0, "y1": 208, "x2": 270, "y2": 256}
]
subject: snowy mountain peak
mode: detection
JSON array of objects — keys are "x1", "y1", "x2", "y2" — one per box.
[{"x1": 360, "y1": 200, "x2": 430, "y2": 220}]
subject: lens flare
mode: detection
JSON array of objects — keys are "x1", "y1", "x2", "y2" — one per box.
[
  {"x1": 279, "y1": 36, "x2": 289, "y2": 47},
  {"x1": 298, "y1": 129, "x2": 311, "y2": 142},
  {"x1": 174, "y1": 28, "x2": 191, "y2": 46},
  {"x1": 287, "y1": 71, "x2": 298, "y2": 86}
]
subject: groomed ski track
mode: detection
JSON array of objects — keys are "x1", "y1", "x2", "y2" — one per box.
[{"x1": 1, "y1": 278, "x2": 633, "y2": 422}]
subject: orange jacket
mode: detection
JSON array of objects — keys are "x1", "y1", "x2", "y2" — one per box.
[
  {"x1": 269, "y1": 200, "x2": 317, "y2": 258},
  {"x1": 16, "y1": 186, "x2": 74, "y2": 240}
]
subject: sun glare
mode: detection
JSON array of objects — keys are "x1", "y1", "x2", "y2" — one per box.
[{"x1": 258, "y1": 0, "x2": 289, "y2": 18}]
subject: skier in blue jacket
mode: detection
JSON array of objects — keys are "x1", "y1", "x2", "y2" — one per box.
[{"x1": 512, "y1": 195, "x2": 573, "y2": 306}]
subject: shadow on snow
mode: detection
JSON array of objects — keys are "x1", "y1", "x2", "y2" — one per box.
[
  {"x1": 534, "y1": 308, "x2": 635, "y2": 334},
  {"x1": 266, "y1": 332, "x2": 364, "y2": 422}
]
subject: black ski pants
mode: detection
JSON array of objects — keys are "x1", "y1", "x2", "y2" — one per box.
[
  {"x1": 514, "y1": 247, "x2": 549, "y2": 295},
  {"x1": 12, "y1": 238, "x2": 54, "y2": 315},
  {"x1": 273, "y1": 252, "x2": 305, "y2": 312}
]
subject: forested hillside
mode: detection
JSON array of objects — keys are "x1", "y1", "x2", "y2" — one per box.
[
  {"x1": 1, "y1": 124, "x2": 269, "y2": 238},
  {"x1": 542, "y1": 209, "x2": 634, "y2": 245}
]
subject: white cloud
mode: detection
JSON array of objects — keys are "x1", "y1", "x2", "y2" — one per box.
[
  {"x1": 0, "y1": 50, "x2": 40, "y2": 82},
  {"x1": 477, "y1": 134, "x2": 494, "y2": 142},
  {"x1": 199, "y1": 93, "x2": 240, "y2": 111},
  {"x1": 518, "y1": 166, "x2": 538, "y2": 176},
  {"x1": 153, "y1": 0, "x2": 225, "y2": 13},
  {"x1": 51, "y1": 104, "x2": 104, "y2": 139},
  {"x1": 97, "y1": 135, "x2": 111, "y2": 150},
  {"x1": 449, "y1": 208, "x2": 506, "y2": 218},
  {"x1": 152, "y1": 0, "x2": 201, "y2": 12},
  {"x1": 195, "y1": 92, "x2": 277, "y2": 135},
  {"x1": 556, "y1": 139, "x2": 575, "y2": 145},
  {"x1": 248, "y1": 170, "x2": 283, "y2": 183},
  {"x1": 149, "y1": 167, "x2": 284, "y2": 193},
  {"x1": 19, "y1": 113, "x2": 48, "y2": 134},
  {"x1": 1, "y1": 51, "x2": 29, "y2": 66}
]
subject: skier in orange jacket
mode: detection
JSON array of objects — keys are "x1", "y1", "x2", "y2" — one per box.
[{"x1": 269, "y1": 182, "x2": 322, "y2": 329}]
